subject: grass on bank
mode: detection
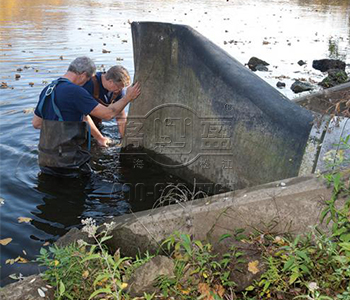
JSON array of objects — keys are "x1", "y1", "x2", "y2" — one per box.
[{"x1": 35, "y1": 138, "x2": 349, "y2": 300}]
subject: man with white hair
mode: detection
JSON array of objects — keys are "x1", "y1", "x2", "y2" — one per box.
[{"x1": 32, "y1": 56, "x2": 141, "y2": 177}]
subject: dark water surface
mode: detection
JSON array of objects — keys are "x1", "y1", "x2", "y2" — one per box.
[{"x1": 0, "y1": 0, "x2": 349, "y2": 286}]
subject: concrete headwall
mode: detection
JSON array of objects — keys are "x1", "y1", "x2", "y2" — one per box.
[
  {"x1": 124, "y1": 22, "x2": 314, "y2": 189},
  {"x1": 102, "y1": 175, "x2": 331, "y2": 257}
]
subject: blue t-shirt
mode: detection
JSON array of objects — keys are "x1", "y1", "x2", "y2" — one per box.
[
  {"x1": 83, "y1": 72, "x2": 123, "y2": 105},
  {"x1": 35, "y1": 79, "x2": 99, "y2": 121}
]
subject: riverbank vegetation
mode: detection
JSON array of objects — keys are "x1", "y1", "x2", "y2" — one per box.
[{"x1": 36, "y1": 146, "x2": 350, "y2": 300}]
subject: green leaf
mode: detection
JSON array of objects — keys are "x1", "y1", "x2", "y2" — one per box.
[
  {"x1": 340, "y1": 233, "x2": 350, "y2": 242},
  {"x1": 245, "y1": 285, "x2": 255, "y2": 291},
  {"x1": 320, "y1": 208, "x2": 329, "y2": 223},
  {"x1": 263, "y1": 280, "x2": 270, "y2": 292},
  {"x1": 333, "y1": 173, "x2": 341, "y2": 193},
  {"x1": 59, "y1": 280, "x2": 65, "y2": 296},
  {"x1": 81, "y1": 253, "x2": 101, "y2": 262},
  {"x1": 88, "y1": 288, "x2": 112, "y2": 300},
  {"x1": 293, "y1": 235, "x2": 300, "y2": 247},
  {"x1": 283, "y1": 258, "x2": 295, "y2": 271},
  {"x1": 339, "y1": 242, "x2": 350, "y2": 251},
  {"x1": 289, "y1": 272, "x2": 299, "y2": 284},
  {"x1": 219, "y1": 234, "x2": 231, "y2": 243},
  {"x1": 296, "y1": 250, "x2": 309, "y2": 261},
  {"x1": 39, "y1": 248, "x2": 47, "y2": 256},
  {"x1": 100, "y1": 235, "x2": 112, "y2": 244},
  {"x1": 194, "y1": 240, "x2": 203, "y2": 250},
  {"x1": 299, "y1": 264, "x2": 310, "y2": 274},
  {"x1": 93, "y1": 273, "x2": 113, "y2": 287},
  {"x1": 180, "y1": 234, "x2": 192, "y2": 255}
]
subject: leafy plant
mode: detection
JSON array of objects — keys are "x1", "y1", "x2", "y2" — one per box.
[
  {"x1": 37, "y1": 219, "x2": 135, "y2": 300},
  {"x1": 157, "y1": 231, "x2": 237, "y2": 299}
]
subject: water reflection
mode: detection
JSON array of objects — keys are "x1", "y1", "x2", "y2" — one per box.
[{"x1": 33, "y1": 174, "x2": 89, "y2": 239}]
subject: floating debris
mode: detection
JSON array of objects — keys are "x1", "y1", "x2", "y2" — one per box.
[
  {"x1": 102, "y1": 49, "x2": 111, "y2": 53},
  {"x1": 29, "y1": 82, "x2": 34, "y2": 87},
  {"x1": 116, "y1": 57, "x2": 124, "y2": 61},
  {"x1": 18, "y1": 217, "x2": 32, "y2": 223},
  {"x1": 0, "y1": 238, "x2": 12, "y2": 246},
  {"x1": 38, "y1": 288, "x2": 45, "y2": 298},
  {"x1": 121, "y1": 39, "x2": 128, "y2": 43},
  {"x1": 1, "y1": 82, "x2": 10, "y2": 89},
  {"x1": 15, "y1": 74, "x2": 21, "y2": 79},
  {"x1": 59, "y1": 55, "x2": 63, "y2": 60},
  {"x1": 16, "y1": 68, "x2": 23, "y2": 72}
]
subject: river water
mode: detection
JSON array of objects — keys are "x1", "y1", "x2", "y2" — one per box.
[{"x1": 0, "y1": 0, "x2": 349, "y2": 287}]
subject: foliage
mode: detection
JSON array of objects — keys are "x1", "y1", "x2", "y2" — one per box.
[
  {"x1": 36, "y1": 219, "x2": 151, "y2": 300},
  {"x1": 156, "y1": 231, "x2": 238, "y2": 299},
  {"x1": 34, "y1": 137, "x2": 350, "y2": 300}
]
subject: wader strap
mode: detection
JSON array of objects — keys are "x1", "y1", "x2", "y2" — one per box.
[
  {"x1": 37, "y1": 78, "x2": 71, "y2": 121},
  {"x1": 87, "y1": 123, "x2": 91, "y2": 151},
  {"x1": 92, "y1": 76, "x2": 101, "y2": 101},
  {"x1": 38, "y1": 78, "x2": 91, "y2": 151},
  {"x1": 91, "y1": 75, "x2": 110, "y2": 106}
]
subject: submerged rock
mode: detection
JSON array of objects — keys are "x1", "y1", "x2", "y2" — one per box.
[
  {"x1": 255, "y1": 64, "x2": 269, "y2": 72},
  {"x1": 247, "y1": 57, "x2": 269, "y2": 71},
  {"x1": 298, "y1": 60, "x2": 306, "y2": 66},
  {"x1": 319, "y1": 69, "x2": 348, "y2": 88},
  {"x1": 276, "y1": 81, "x2": 286, "y2": 88},
  {"x1": 312, "y1": 59, "x2": 346, "y2": 72},
  {"x1": 291, "y1": 80, "x2": 314, "y2": 93}
]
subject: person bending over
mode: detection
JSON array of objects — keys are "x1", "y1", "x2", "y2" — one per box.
[
  {"x1": 32, "y1": 56, "x2": 141, "y2": 177},
  {"x1": 83, "y1": 65, "x2": 131, "y2": 146}
]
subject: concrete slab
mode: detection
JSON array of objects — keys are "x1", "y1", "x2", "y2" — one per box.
[{"x1": 104, "y1": 175, "x2": 332, "y2": 257}]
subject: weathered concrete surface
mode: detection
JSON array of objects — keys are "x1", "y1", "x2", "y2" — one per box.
[
  {"x1": 102, "y1": 175, "x2": 331, "y2": 257},
  {"x1": 315, "y1": 117, "x2": 350, "y2": 172},
  {"x1": 0, "y1": 275, "x2": 54, "y2": 300},
  {"x1": 298, "y1": 119, "x2": 327, "y2": 176},
  {"x1": 127, "y1": 255, "x2": 174, "y2": 297},
  {"x1": 292, "y1": 82, "x2": 350, "y2": 114},
  {"x1": 125, "y1": 22, "x2": 314, "y2": 190},
  {"x1": 298, "y1": 116, "x2": 350, "y2": 175}
]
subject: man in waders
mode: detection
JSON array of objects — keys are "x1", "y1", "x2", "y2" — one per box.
[
  {"x1": 32, "y1": 56, "x2": 141, "y2": 178},
  {"x1": 83, "y1": 66, "x2": 130, "y2": 146}
]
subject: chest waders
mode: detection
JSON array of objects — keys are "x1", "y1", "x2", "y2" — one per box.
[
  {"x1": 37, "y1": 78, "x2": 92, "y2": 178},
  {"x1": 90, "y1": 75, "x2": 118, "y2": 127}
]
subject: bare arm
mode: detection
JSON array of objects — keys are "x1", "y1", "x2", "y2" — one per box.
[
  {"x1": 116, "y1": 109, "x2": 127, "y2": 138},
  {"x1": 32, "y1": 114, "x2": 43, "y2": 129},
  {"x1": 83, "y1": 115, "x2": 110, "y2": 147},
  {"x1": 90, "y1": 82, "x2": 141, "y2": 120}
]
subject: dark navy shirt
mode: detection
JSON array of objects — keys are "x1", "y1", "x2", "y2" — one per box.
[
  {"x1": 34, "y1": 79, "x2": 99, "y2": 121},
  {"x1": 83, "y1": 72, "x2": 123, "y2": 105}
]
